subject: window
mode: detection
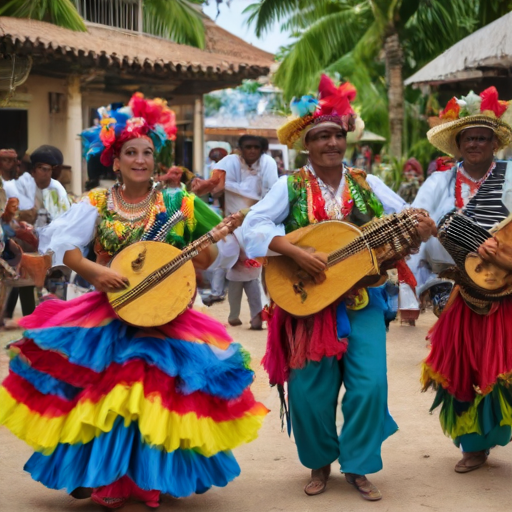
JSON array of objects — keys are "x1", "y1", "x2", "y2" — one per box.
[{"x1": 76, "y1": 0, "x2": 142, "y2": 32}]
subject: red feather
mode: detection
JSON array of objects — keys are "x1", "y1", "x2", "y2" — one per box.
[
  {"x1": 316, "y1": 74, "x2": 356, "y2": 117},
  {"x1": 480, "y1": 86, "x2": 508, "y2": 117}
]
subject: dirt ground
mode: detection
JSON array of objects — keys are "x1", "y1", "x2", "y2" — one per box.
[{"x1": 0, "y1": 299, "x2": 511, "y2": 512}]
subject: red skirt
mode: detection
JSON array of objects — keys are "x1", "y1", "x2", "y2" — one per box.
[{"x1": 422, "y1": 293, "x2": 512, "y2": 402}]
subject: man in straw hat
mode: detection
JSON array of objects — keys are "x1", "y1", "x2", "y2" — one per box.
[
  {"x1": 241, "y1": 75, "x2": 436, "y2": 500},
  {"x1": 413, "y1": 87, "x2": 512, "y2": 473}
]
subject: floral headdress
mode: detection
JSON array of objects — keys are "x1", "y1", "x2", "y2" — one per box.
[
  {"x1": 427, "y1": 87, "x2": 512, "y2": 157},
  {"x1": 278, "y1": 74, "x2": 359, "y2": 149},
  {"x1": 81, "y1": 93, "x2": 177, "y2": 167}
]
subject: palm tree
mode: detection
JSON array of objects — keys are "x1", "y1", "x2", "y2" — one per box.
[
  {"x1": 245, "y1": 0, "x2": 512, "y2": 157},
  {"x1": 0, "y1": 0, "x2": 206, "y2": 47}
]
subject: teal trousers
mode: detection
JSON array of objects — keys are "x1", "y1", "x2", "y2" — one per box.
[
  {"x1": 457, "y1": 425, "x2": 511, "y2": 452},
  {"x1": 288, "y1": 292, "x2": 398, "y2": 475}
]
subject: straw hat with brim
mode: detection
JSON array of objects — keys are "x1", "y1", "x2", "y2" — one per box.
[{"x1": 427, "y1": 114, "x2": 512, "y2": 157}]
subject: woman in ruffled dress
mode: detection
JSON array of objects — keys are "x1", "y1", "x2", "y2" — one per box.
[{"x1": 0, "y1": 95, "x2": 267, "y2": 508}]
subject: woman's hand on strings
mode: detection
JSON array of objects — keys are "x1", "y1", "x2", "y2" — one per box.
[{"x1": 91, "y1": 266, "x2": 129, "y2": 293}]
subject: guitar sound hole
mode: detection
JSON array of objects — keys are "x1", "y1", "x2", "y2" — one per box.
[
  {"x1": 293, "y1": 281, "x2": 308, "y2": 303},
  {"x1": 131, "y1": 247, "x2": 147, "y2": 272}
]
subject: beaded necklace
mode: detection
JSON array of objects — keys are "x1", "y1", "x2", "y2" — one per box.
[
  {"x1": 109, "y1": 183, "x2": 157, "y2": 222},
  {"x1": 92, "y1": 185, "x2": 166, "y2": 255}
]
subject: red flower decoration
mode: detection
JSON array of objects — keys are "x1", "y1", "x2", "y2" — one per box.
[
  {"x1": 316, "y1": 74, "x2": 356, "y2": 118},
  {"x1": 244, "y1": 259, "x2": 262, "y2": 269},
  {"x1": 479, "y1": 86, "x2": 508, "y2": 117},
  {"x1": 439, "y1": 97, "x2": 460, "y2": 120}
]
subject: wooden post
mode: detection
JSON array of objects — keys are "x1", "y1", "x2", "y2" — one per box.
[
  {"x1": 193, "y1": 97, "x2": 205, "y2": 177},
  {"x1": 65, "y1": 75, "x2": 83, "y2": 195}
]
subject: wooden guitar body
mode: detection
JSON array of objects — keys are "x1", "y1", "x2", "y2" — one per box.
[
  {"x1": 265, "y1": 221, "x2": 379, "y2": 317},
  {"x1": 107, "y1": 241, "x2": 196, "y2": 327}
]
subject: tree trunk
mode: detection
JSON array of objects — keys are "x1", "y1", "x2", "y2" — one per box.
[{"x1": 384, "y1": 32, "x2": 404, "y2": 158}]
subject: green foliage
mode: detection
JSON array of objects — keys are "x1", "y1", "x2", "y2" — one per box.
[
  {"x1": 0, "y1": 0, "x2": 87, "y2": 31},
  {"x1": 372, "y1": 156, "x2": 406, "y2": 192},
  {"x1": 143, "y1": 0, "x2": 205, "y2": 48},
  {"x1": 204, "y1": 94, "x2": 223, "y2": 117},
  {"x1": 408, "y1": 138, "x2": 438, "y2": 174},
  {"x1": 0, "y1": 0, "x2": 206, "y2": 47},
  {"x1": 246, "y1": 0, "x2": 512, "y2": 155}
]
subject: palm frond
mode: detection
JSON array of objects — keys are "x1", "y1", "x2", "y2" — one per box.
[
  {"x1": 273, "y1": 6, "x2": 373, "y2": 98},
  {"x1": 244, "y1": 0, "x2": 322, "y2": 37},
  {"x1": 143, "y1": 0, "x2": 205, "y2": 48},
  {"x1": 280, "y1": 0, "x2": 358, "y2": 32},
  {"x1": 327, "y1": 50, "x2": 389, "y2": 140},
  {"x1": 0, "y1": 0, "x2": 86, "y2": 31},
  {"x1": 404, "y1": 0, "x2": 477, "y2": 60}
]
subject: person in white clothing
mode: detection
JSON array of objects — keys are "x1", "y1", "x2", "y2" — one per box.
[
  {"x1": 14, "y1": 145, "x2": 71, "y2": 229},
  {"x1": 192, "y1": 135, "x2": 279, "y2": 214},
  {"x1": 193, "y1": 136, "x2": 278, "y2": 312}
]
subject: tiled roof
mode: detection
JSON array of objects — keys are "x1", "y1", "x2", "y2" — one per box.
[{"x1": 0, "y1": 16, "x2": 275, "y2": 79}]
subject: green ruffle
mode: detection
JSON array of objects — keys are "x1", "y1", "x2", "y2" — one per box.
[{"x1": 431, "y1": 381, "x2": 512, "y2": 441}]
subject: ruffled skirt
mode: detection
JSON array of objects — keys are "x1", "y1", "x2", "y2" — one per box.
[
  {"x1": 421, "y1": 292, "x2": 512, "y2": 444},
  {"x1": 0, "y1": 292, "x2": 267, "y2": 499}
]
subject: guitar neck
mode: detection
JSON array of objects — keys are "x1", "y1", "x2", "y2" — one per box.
[{"x1": 327, "y1": 210, "x2": 419, "y2": 267}]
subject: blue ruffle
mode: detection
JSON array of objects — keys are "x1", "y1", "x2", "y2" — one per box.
[
  {"x1": 24, "y1": 322, "x2": 253, "y2": 400},
  {"x1": 25, "y1": 418, "x2": 240, "y2": 497},
  {"x1": 10, "y1": 357, "x2": 82, "y2": 400}
]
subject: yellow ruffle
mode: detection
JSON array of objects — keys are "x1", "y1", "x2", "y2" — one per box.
[{"x1": 0, "y1": 383, "x2": 268, "y2": 456}]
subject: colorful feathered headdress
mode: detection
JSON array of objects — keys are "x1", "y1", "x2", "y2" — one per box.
[
  {"x1": 428, "y1": 87, "x2": 512, "y2": 157},
  {"x1": 278, "y1": 74, "x2": 358, "y2": 149},
  {"x1": 81, "y1": 93, "x2": 177, "y2": 167}
]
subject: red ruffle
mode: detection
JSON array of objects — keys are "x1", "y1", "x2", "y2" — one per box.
[
  {"x1": 6, "y1": 356, "x2": 257, "y2": 421},
  {"x1": 262, "y1": 303, "x2": 347, "y2": 385},
  {"x1": 16, "y1": 339, "x2": 98, "y2": 388},
  {"x1": 425, "y1": 294, "x2": 512, "y2": 402}
]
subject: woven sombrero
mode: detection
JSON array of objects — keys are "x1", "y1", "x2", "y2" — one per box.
[
  {"x1": 278, "y1": 74, "x2": 358, "y2": 149},
  {"x1": 427, "y1": 87, "x2": 512, "y2": 157}
]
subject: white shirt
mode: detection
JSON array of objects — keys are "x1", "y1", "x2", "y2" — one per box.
[
  {"x1": 38, "y1": 197, "x2": 239, "y2": 272},
  {"x1": 241, "y1": 166, "x2": 406, "y2": 259},
  {"x1": 10, "y1": 173, "x2": 71, "y2": 228},
  {"x1": 214, "y1": 154, "x2": 279, "y2": 215}
]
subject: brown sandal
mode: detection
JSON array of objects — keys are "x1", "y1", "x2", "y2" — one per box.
[
  {"x1": 454, "y1": 450, "x2": 488, "y2": 473},
  {"x1": 345, "y1": 473, "x2": 382, "y2": 501},
  {"x1": 304, "y1": 465, "x2": 331, "y2": 496}
]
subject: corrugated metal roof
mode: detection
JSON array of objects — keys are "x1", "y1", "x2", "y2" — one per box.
[{"x1": 405, "y1": 12, "x2": 512, "y2": 86}]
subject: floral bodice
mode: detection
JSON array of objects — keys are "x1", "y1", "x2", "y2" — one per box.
[{"x1": 87, "y1": 186, "x2": 202, "y2": 259}]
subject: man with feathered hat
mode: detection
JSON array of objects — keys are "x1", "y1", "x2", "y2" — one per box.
[
  {"x1": 242, "y1": 75, "x2": 435, "y2": 500},
  {"x1": 413, "y1": 88, "x2": 512, "y2": 474}
]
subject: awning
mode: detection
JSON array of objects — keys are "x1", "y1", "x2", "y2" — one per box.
[{"x1": 405, "y1": 12, "x2": 512, "y2": 87}]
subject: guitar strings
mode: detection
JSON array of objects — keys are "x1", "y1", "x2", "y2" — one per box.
[{"x1": 110, "y1": 232, "x2": 215, "y2": 309}]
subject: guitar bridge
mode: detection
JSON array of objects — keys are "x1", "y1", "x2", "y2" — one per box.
[{"x1": 293, "y1": 281, "x2": 308, "y2": 303}]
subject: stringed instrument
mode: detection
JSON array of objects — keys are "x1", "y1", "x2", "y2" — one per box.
[
  {"x1": 441, "y1": 212, "x2": 512, "y2": 293},
  {"x1": 107, "y1": 212, "x2": 245, "y2": 327},
  {"x1": 264, "y1": 208, "x2": 426, "y2": 317}
]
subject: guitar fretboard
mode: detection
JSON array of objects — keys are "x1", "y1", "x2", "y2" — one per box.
[
  {"x1": 110, "y1": 232, "x2": 214, "y2": 310},
  {"x1": 327, "y1": 210, "x2": 419, "y2": 267}
]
